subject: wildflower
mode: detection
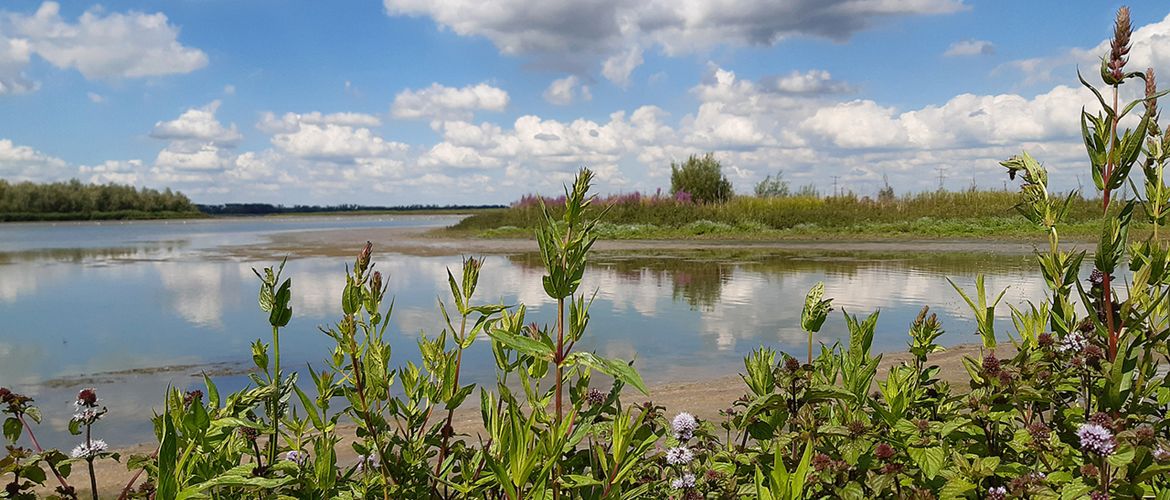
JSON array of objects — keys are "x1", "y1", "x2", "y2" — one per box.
[
  {"x1": 982, "y1": 353, "x2": 1001, "y2": 376},
  {"x1": 355, "y1": 453, "x2": 379, "y2": 473},
  {"x1": 914, "y1": 419, "x2": 930, "y2": 433},
  {"x1": 356, "y1": 241, "x2": 373, "y2": 274},
  {"x1": 585, "y1": 388, "x2": 605, "y2": 407},
  {"x1": 183, "y1": 390, "x2": 203, "y2": 407},
  {"x1": 1088, "y1": 412, "x2": 1113, "y2": 429},
  {"x1": 1153, "y1": 447, "x2": 1170, "y2": 461},
  {"x1": 1080, "y1": 463, "x2": 1099, "y2": 477},
  {"x1": 1027, "y1": 421, "x2": 1051, "y2": 443},
  {"x1": 1091, "y1": 491, "x2": 1109, "y2": 500},
  {"x1": 1089, "y1": 269, "x2": 1105, "y2": 287},
  {"x1": 1058, "y1": 332, "x2": 1086, "y2": 354},
  {"x1": 672, "y1": 412, "x2": 698, "y2": 441},
  {"x1": 1147, "y1": 68, "x2": 1159, "y2": 135},
  {"x1": 1108, "y1": 6, "x2": 1132, "y2": 81},
  {"x1": 670, "y1": 473, "x2": 696, "y2": 489},
  {"x1": 73, "y1": 408, "x2": 101, "y2": 423},
  {"x1": 784, "y1": 356, "x2": 801, "y2": 373},
  {"x1": 371, "y1": 271, "x2": 383, "y2": 293},
  {"x1": 880, "y1": 463, "x2": 903, "y2": 475},
  {"x1": 76, "y1": 388, "x2": 98, "y2": 408},
  {"x1": 874, "y1": 442, "x2": 895, "y2": 460},
  {"x1": 847, "y1": 420, "x2": 868, "y2": 437},
  {"x1": 1134, "y1": 425, "x2": 1154, "y2": 444},
  {"x1": 665, "y1": 446, "x2": 694, "y2": 466},
  {"x1": 997, "y1": 370, "x2": 1013, "y2": 385},
  {"x1": 987, "y1": 486, "x2": 1007, "y2": 500},
  {"x1": 1077, "y1": 423, "x2": 1116, "y2": 456},
  {"x1": 239, "y1": 427, "x2": 258, "y2": 442},
  {"x1": 1084, "y1": 345, "x2": 1104, "y2": 367},
  {"x1": 70, "y1": 439, "x2": 108, "y2": 459},
  {"x1": 285, "y1": 450, "x2": 308, "y2": 466},
  {"x1": 812, "y1": 453, "x2": 833, "y2": 472},
  {"x1": 1037, "y1": 332, "x2": 1054, "y2": 348}
]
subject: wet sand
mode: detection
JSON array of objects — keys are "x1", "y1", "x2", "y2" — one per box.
[{"x1": 220, "y1": 226, "x2": 1094, "y2": 260}]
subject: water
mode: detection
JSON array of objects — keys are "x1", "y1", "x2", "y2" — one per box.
[{"x1": 0, "y1": 216, "x2": 1052, "y2": 447}]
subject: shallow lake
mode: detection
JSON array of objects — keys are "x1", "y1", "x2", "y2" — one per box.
[{"x1": 0, "y1": 215, "x2": 1056, "y2": 447}]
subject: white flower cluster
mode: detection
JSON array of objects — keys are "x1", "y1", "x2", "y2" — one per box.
[
  {"x1": 285, "y1": 450, "x2": 308, "y2": 465},
  {"x1": 672, "y1": 412, "x2": 697, "y2": 441},
  {"x1": 665, "y1": 446, "x2": 693, "y2": 465},
  {"x1": 355, "y1": 453, "x2": 379, "y2": 473},
  {"x1": 70, "y1": 439, "x2": 108, "y2": 459},
  {"x1": 1077, "y1": 423, "x2": 1116, "y2": 456},
  {"x1": 670, "y1": 473, "x2": 695, "y2": 490},
  {"x1": 1058, "y1": 332, "x2": 1087, "y2": 354}
]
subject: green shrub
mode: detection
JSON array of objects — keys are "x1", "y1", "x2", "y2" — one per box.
[{"x1": 671, "y1": 153, "x2": 733, "y2": 204}]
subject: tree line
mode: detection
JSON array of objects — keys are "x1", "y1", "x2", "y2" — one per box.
[
  {"x1": 0, "y1": 179, "x2": 197, "y2": 216},
  {"x1": 197, "y1": 202, "x2": 505, "y2": 215}
]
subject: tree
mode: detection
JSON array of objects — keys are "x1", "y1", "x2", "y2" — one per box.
[
  {"x1": 670, "y1": 153, "x2": 733, "y2": 204},
  {"x1": 877, "y1": 174, "x2": 895, "y2": 203},
  {"x1": 755, "y1": 170, "x2": 791, "y2": 198}
]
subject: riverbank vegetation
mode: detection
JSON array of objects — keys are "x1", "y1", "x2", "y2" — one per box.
[
  {"x1": 451, "y1": 188, "x2": 1113, "y2": 240},
  {"x1": 0, "y1": 180, "x2": 201, "y2": 222},
  {"x1": 4, "y1": 7, "x2": 1170, "y2": 499}
]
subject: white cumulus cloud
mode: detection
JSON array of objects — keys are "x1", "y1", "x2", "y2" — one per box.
[
  {"x1": 543, "y1": 75, "x2": 591, "y2": 105},
  {"x1": 5, "y1": 1, "x2": 207, "y2": 81},
  {"x1": 386, "y1": 0, "x2": 964, "y2": 83},
  {"x1": 391, "y1": 82, "x2": 509, "y2": 121},
  {"x1": 151, "y1": 100, "x2": 242, "y2": 145},
  {"x1": 0, "y1": 138, "x2": 69, "y2": 181}
]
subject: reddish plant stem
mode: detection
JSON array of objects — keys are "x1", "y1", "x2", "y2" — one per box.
[
  {"x1": 117, "y1": 448, "x2": 158, "y2": 500},
  {"x1": 16, "y1": 414, "x2": 70, "y2": 491},
  {"x1": 1103, "y1": 85, "x2": 1120, "y2": 361}
]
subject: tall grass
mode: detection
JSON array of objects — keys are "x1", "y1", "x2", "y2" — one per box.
[{"x1": 452, "y1": 189, "x2": 1106, "y2": 233}]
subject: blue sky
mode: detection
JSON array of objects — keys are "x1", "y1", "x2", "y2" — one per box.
[{"x1": 0, "y1": 1, "x2": 1168, "y2": 205}]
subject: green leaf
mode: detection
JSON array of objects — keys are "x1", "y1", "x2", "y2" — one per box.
[
  {"x1": 907, "y1": 446, "x2": 946, "y2": 480},
  {"x1": 487, "y1": 327, "x2": 554, "y2": 360},
  {"x1": 1107, "y1": 445, "x2": 1136, "y2": 468},
  {"x1": 1060, "y1": 478, "x2": 1092, "y2": 500},
  {"x1": 157, "y1": 409, "x2": 178, "y2": 500},
  {"x1": 210, "y1": 417, "x2": 267, "y2": 430},
  {"x1": 342, "y1": 281, "x2": 361, "y2": 316},
  {"x1": 939, "y1": 479, "x2": 975, "y2": 500},
  {"x1": 269, "y1": 278, "x2": 292, "y2": 327},
  {"x1": 565, "y1": 352, "x2": 649, "y2": 395},
  {"x1": 3, "y1": 417, "x2": 20, "y2": 443},
  {"x1": 293, "y1": 383, "x2": 325, "y2": 430}
]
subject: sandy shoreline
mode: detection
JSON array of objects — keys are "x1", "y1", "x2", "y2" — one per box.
[{"x1": 219, "y1": 225, "x2": 1095, "y2": 260}]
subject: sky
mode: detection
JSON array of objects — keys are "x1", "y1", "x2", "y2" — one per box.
[{"x1": 0, "y1": 1, "x2": 1168, "y2": 205}]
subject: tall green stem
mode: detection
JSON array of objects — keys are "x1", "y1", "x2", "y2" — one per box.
[
  {"x1": 1103, "y1": 85, "x2": 1120, "y2": 362},
  {"x1": 269, "y1": 325, "x2": 281, "y2": 465}
]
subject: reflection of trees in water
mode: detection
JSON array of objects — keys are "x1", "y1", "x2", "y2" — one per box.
[
  {"x1": 0, "y1": 241, "x2": 188, "y2": 265},
  {"x1": 507, "y1": 249, "x2": 1035, "y2": 312}
]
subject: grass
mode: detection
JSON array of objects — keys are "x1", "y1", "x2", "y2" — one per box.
[{"x1": 448, "y1": 189, "x2": 1123, "y2": 241}]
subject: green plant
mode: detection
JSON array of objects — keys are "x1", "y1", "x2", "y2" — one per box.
[
  {"x1": 755, "y1": 171, "x2": 791, "y2": 198},
  {"x1": 670, "y1": 153, "x2": 733, "y2": 204}
]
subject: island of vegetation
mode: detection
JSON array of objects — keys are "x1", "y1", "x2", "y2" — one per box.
[{"x1": 449, "y1": 153, "x2": 1130, "y2": 241}]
